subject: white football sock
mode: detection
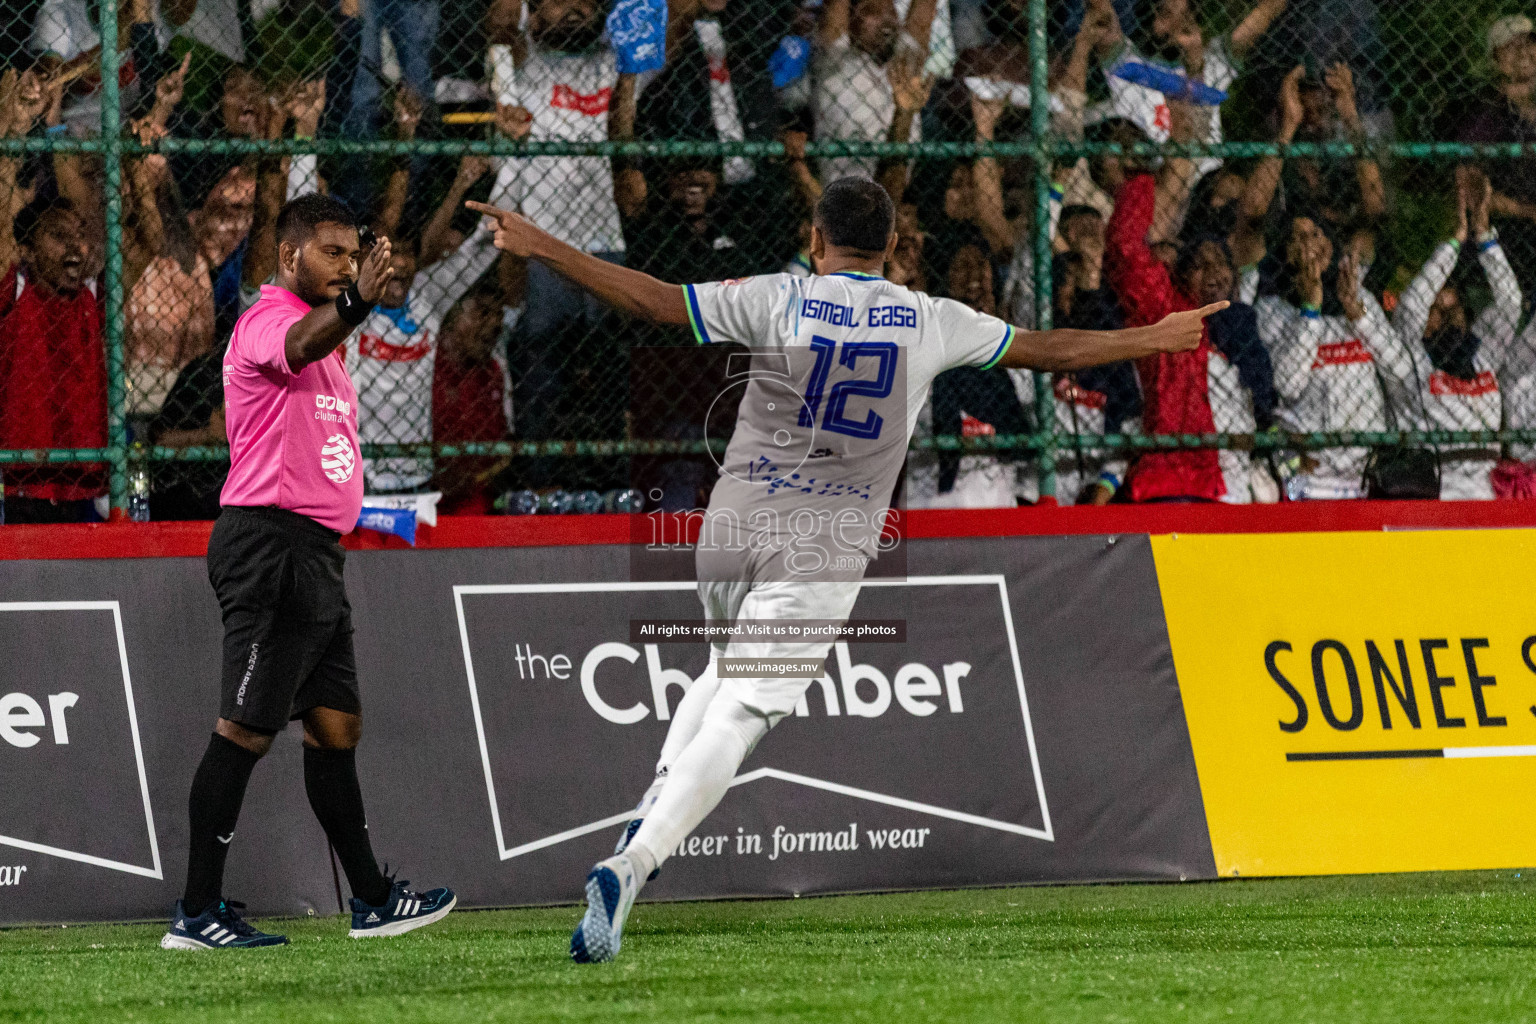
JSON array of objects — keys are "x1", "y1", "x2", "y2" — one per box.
[
  {"x1": 655, "y1": 661, "x2": 721, "y2": 776},
  {"x1": 623, "y1": 845, "x2": 657, "y2": 884},
  {"x1": 618, "y1": 662, "x2": 720, "y2": 853},
  {"x1": 628, "y1": 696, "x2": 767, "y2": 875}
]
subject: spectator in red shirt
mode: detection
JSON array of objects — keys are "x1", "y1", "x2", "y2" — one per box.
[
  {"x1": 1104, "y1": 97, "x2": 1226, "y2": 503},
  {"x1": 0, "y1": 196, "x2": 108, "y2": 522},
  {"x1": 1106, "y1": 169, "x2": 1224, "y2": 502},
  {"x1": 432, "y1": 283, "x2": 513, "y2": 515}
]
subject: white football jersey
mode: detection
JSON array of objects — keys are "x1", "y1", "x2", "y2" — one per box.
[
  {"x1": 346, "y1": 223, "x2": 500, "y2": 492},
  {"x1": 490, "y1": 45, "x2": 626, "y2": 254},
  {"x1": 684, "y1": 272, "x2": 1015, "y2": 563}
]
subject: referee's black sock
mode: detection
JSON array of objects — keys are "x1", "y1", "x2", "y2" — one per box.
[
  {"x1": 303, "y1": 745, "x2": 391, "y2": 907},
  {"x1": 182, "y1": 732, "x2": 262, "y2": 918}
]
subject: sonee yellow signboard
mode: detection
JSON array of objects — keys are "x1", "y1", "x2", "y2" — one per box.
[{"x1": 1154, "y1": 529, "x2": 1536, "y2": 877}]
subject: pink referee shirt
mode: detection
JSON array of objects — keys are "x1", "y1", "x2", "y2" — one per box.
[{"x1": 220, "y1": 285, "x2": 364, "y2": 534}]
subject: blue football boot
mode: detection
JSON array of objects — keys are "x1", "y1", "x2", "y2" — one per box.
[
  {"x1": 349, "y1": 877, "x2": 457, "y2": 938},
  {"x1": 161, "y1": 899, "x2": 289, "y2": 950},
  {"x1": 570, "y1": 854, "x2": 641, "y2": 963}
]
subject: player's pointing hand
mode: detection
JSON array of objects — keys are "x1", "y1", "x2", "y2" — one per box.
[
  {"x1": 1147, "y1": 301, "x2": 1229, "y2": 353},
  {"x1": 466, "y1": 200, "x2": 542, "y2": 259},
  {"x1": 356, "y1": 234, "x2": 394, "y2": 305}
]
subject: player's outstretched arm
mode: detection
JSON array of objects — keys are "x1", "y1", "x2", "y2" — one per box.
[
  {"x1": 465, "y1": 201, "x2": 689, "y2": 325},
  {"x1": 996, "y1": 302, "x2": 1228, "y2": 371}
]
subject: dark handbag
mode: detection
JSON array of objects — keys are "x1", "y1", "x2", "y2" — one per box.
[{"x1": 1363, "y1": 446, "x2": 1440, "y2": 500}]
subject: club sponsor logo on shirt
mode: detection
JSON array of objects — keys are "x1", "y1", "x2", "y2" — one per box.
[
  {"x1": 550, "y1": 84, "x2": 612, "y2": 116},
  {"x1": 315, "y1": 393, "x2": 354, "y2": 424},
  {"x1": 1311, "y1": 338, "x2": 1374, "y2": 369},
  {"x1": 320, "y1": 434, "x2": 356, "y2": 484},
  {"x1": 1429, "y1": 369, "x2": 1499, "y2": 397}
]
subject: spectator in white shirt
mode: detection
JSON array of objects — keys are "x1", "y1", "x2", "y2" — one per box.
[
  {"x1": 346, "y1": 219, "x2": 502, "y2": 494},
  {"x1": 1383, "y1": 171, "x2": 1523, "y2": 501},
  {"x1": 485, "y1": 0, "x2": 643, "y2": 448},
  {"x1": 1092, "y1": 0, "x2": 1287, "y2": 185},
  {"x1": 812, "y1": 0, "x2": 941, "y2": 183},
  {"x1": 1241, "y1": 66, "x2": 1390, "y2": 501},
  {"x1": 907, "y1": 236, "x2": 1029, "y2": 508},
  {"x1": 1499, "y1": 318, "x2": 1536, "y2": 466},
  {"x1": 1253, "y1": 215, "x2": 1395, "y2": 501}
]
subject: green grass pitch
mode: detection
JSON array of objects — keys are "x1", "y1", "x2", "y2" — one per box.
[{"x1": 2, "y1": 871, "x2": 1534, "y2": 1022}]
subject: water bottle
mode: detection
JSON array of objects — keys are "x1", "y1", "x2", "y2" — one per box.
[
  {"x1": 539, "y1": 489, "x2": 575, "y2": 515},
  {"x1": 508, "y1": 489, "x2": 540, "y2": 515},
  {"x1": 128, "y1": 448, "x2": 151, "y2": 522},
  {"x1": 573, "y1": 490, "x2": 605, "y2": 514},
  {"x1": 605, "y1": 488, "x2": 645, "y2": 513},
  {"x1": 1272, "y1": 450, "x2": 1304, "y2": 502}
]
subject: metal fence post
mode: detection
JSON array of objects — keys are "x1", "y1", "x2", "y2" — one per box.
[
  {"x1": 1027, "y1": 0, "x2": 1056, "y2": 502},
  {"x1": 98, "y1": 0, "x2": 129, "y2": 518}
]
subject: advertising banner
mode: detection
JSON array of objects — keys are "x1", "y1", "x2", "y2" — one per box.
[
  {"x1": 0, "y1": 534, "x2": 1214, "y2": 925},
  {"x1": 1155, "y1": 529, "x2": 1536, "y2": 877}
]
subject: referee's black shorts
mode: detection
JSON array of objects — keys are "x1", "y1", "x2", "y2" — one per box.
[{"x1": 207, "y1": 505, "x2": 361, "y2": 733}]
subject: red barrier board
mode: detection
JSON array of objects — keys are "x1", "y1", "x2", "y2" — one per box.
[{"x1": 4, "y1": 500, "x2": 1536, "y2": 560}]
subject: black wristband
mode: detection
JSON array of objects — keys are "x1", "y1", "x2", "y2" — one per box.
[{"x1": 335, "y1": 282, "x2": 372, "y2": 327}]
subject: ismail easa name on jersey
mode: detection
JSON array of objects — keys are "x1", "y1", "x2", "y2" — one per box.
[{"x1": 799, "y1": 299, "x2": 917, "y2": 330}]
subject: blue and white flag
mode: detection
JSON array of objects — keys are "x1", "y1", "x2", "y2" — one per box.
[
  {"x1": 1110, "y1": 58, "x2": 1227, "y2": 107},
  {"x1": 608, "y1": 0, "x2": 668, "y2": 74},
  {"x1": 769, "y1": 35, "x2": 810, "y2": 90},
  {"x1": 356, "y1": 506, "x2": 417, "y2": 545}
]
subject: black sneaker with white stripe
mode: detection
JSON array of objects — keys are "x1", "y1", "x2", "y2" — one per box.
[
  {"x1": 349, "y1": 878, "x2": 456, "y2": 938},
  {"x1": 161, "y1": 899, "x2": 289, "y2": 950}
]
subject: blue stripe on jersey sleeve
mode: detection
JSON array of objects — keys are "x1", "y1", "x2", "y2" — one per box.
[
  {"x1": 979, "y1": 324, "x2": 1015, "y2": 370},
  {"x1": 684, "y1": 284, "x2": 714, "y2": 345}
]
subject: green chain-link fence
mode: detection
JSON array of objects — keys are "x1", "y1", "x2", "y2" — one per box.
[{"x1": 3, "y1": 0, "x2": 1536, "y2": 521}]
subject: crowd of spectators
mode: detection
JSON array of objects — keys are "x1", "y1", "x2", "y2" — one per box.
[{"x1": 4, "y1": 0, "x2": 1536, "y2": 521}]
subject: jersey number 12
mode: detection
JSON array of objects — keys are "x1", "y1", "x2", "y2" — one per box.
[{"x1": 798, "y1": 336, "x2": 898, "y2": 440}]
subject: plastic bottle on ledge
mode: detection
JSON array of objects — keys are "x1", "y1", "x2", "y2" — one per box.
[
  {"x1": 540, "y1": 489, "x2": 575, "y2": 514},
  {"x1": 605, "y1": 488, "x2": 644, "y2": 513},
  {"x1": 1272, "y1": 450, "x2": 1304, "y2": 503},
  {"x1": 499, "y1": 489, "x2": 539, "y2": 515},
  {"x1": 128, "y1": 447, "x2": 151, "y2": 522},
  {"x1": 574, "y1": 490, "x2": 605, "y2": 514}
]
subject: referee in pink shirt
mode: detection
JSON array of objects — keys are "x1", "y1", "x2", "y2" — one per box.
[{"x1": 161, "y1": 194, "x2": 456, "y2": 950}]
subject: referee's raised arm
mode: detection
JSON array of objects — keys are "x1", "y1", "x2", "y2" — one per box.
[
  {"x1": 465, "y1": 200, "x2": 689, "y2": 326},
  {"x1": 278, "y1": 229, "x2": 397, "y2": 373}
]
